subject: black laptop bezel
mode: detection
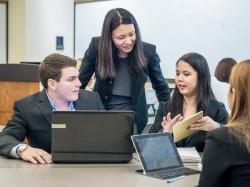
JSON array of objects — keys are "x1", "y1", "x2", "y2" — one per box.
[
  {"x1": 51, "y1": 110, "x2": 135, "y2": 163},
  {"x1": 131, "y1": 132, "x2": 184, "y2": 173},
  {"x1": 52, "y1": 110, "x2": 134, "y2": 115}
]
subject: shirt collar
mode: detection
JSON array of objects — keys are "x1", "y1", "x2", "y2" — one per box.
[{"x1": 46, "y1": 92, "x2": 75, "y2": 111}]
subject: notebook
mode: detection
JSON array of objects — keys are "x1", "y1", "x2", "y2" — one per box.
[
  {"x1": 51, "y1": 110, "x2": 134, "y2": 163},
  {"x1": 177, "y1": 147, "x2": 201, "y2": 163},
  {"x1": 173, "y1": 111, "x2": 203, "y2": 142},
  {"x1": 131, "y1": 133, "x2": 200, "y2": 179}
]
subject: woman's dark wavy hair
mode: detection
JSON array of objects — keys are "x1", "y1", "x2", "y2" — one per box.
[
  {"x1": 168, "y1": 52, "x2": 215, "y2": 118},
  {"x1": 97, "y1": 8, "x2": 147, "y2": 79}
]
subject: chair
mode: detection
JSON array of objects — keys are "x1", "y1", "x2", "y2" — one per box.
[{"x1": 145, "y1": 88, "x2": 158, "y2": 116}]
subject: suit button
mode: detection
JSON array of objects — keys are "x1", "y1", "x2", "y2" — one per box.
[
  {"x1": 109, "y1": 80, "x2": 112, "y2": 84},
  {"x1": 104, "y1": 96, "x2": 108, "y2": 99}
]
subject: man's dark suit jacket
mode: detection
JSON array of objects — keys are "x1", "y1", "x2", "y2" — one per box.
[
  {"x1": 150, "y1": 98, "x2": 228, "y2": 152},
  {"x1": 0, "y1": 89, "x2": 104, "y2": 156},
  {"x1": 198, "y1": 127, "x2": 250, "y2": 187},
  {"x1": 79, "y1": 37, "x2": 170, "y2": 133}
]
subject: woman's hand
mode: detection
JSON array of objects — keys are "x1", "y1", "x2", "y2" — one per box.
[
  {"x1": 161, "y1": 113, "x2": 183, "y2": 133},
  {"x1": 191, "y1": 116, "x2": 220, "y2": 131}
]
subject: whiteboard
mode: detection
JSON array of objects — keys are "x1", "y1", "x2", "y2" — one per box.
[
  {"x1": 75, "y1": 0, "x2": 250, "y2": 78},
  {"x1": 0, "y1": 3, "x2": 7, "y2": 64}
]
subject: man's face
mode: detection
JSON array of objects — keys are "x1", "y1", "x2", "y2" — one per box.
[{"x1": 49, "y1": 67, "x2": 82, "y2": 102}]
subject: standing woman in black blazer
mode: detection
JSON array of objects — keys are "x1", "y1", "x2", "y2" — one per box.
[
  {"x1": 150, "y1": 53, "x2": 228, "y2": 152},
  {"x1": 198, "y1": 60, "x2": 250, "y2": 187},
  {"x1": 79, "y1": 8, "x2": 170, "y2": 133}
]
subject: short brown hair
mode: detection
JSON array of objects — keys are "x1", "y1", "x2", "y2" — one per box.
[
  {"x1": 39, "y1": 53, "x2": 77, "y2": 89},
  {"x1": 215, "y1": 58, "x2": 237, "y2": 83}
]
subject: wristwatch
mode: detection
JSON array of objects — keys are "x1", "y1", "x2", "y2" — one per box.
[{"x1": 16, "y1": 144, "x2": 28, "y2": 158}]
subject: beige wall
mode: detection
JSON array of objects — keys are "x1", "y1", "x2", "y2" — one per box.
[
  {"x1": 8, "y1": 0, "x2": 26, "y2": 64},
  {"x1": 0, "y1": 2, "x2": 7, "y2": 64}
]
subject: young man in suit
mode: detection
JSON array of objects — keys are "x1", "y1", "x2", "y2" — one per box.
[{"x1": 0, "y1": 53, "x2": 104, "y2": 164}]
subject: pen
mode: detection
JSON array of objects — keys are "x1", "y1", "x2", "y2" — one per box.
[{"x1": 167, "y1": 175, "x2": 185, "y2": 183}]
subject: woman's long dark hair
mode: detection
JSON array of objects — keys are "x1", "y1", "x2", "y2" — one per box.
[
  {"x1": 97, "y1": 8, "x2": 147, "y2": 79},
  {"x1": 168, "y1": 53, "x2": 215, "y2": 117}
]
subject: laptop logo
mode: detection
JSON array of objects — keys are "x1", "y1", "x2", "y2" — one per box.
[{"x1": 52, "y1": 124, "x2": 66, "y2": 128}]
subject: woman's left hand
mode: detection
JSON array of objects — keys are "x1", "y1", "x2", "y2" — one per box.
[
  {"x1": 161, "y1": 113, "x2": 183, "y2": 133},
  {"x1": 190, "y1": 116, "x2": 220, "y2": 131}
]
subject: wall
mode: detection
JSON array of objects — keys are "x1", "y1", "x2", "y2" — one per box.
[
  {"x1": 8, "y1": 0, "x2": 26, "y2": 64},
  {"x1": 75, "y1": 0, "x2": 250, "y2": 78},
  {"x1": 0, "y1": 3, "x2": 7, "y2": 64},
  {"x1": 25, "y1": 0, "x2": 74, "y2": 61},
  {"x1": 8, "y1": 0, "x2": 74, "y2": 64}
]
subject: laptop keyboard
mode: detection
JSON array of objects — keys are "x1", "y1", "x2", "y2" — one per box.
[{"x1": 149, "y1": 167, "x2": 200, "y2": 179}]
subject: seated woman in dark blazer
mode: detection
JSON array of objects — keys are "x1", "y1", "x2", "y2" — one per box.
[
  {"x1": 198, "y1": 60, "x2": 250, "y2": 187},
  {"x1": 150, "y1": 52, "x2": 228, "y2": 152}
]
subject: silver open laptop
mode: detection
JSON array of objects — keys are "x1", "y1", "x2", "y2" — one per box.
[
  {"x1": 131, "y1": 133, "x2": 200, "y2": 179},
  {"x1": 51, "y1": 110, "x2": 134, "y2": 163}
]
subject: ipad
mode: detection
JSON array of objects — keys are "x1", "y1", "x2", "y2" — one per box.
[{"x1": 173, "y1": 111, "x2": 203, "y2": 142}]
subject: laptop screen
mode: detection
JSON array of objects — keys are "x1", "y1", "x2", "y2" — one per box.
[{"x1": 132, "y1": 133, "x2": 183, "y2": 172}]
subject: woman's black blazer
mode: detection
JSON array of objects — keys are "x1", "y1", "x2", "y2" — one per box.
[
  {"x1": 198, "y1": 127, "x2": 250, "y2": 187},
  {"x1": 150, "y1": 98, "x2": 228, "y2": 151},
  {"x1": 79, "y1": 37, "x2": 170, "y2": 133}
]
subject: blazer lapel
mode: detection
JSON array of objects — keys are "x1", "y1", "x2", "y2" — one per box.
[
  {"x1": 37, "y1": 90, "x2": 53, "y2": 125},
  {"x1": 74, "y1": 98, "x2": 85, "y2": 110},
  {"x1": 74, "y1": 90, "x2": 93, "y2": 110}
]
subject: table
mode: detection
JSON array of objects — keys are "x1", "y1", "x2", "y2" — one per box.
[{"x1": 0, "y1": 155, "x2": 200, "y2": 187}]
